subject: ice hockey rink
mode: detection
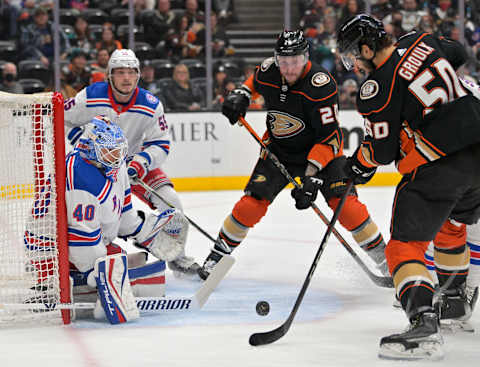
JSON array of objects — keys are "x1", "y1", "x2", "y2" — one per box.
[{"x1": 1, "y1": 186, "x2": 479, "y2": 366}]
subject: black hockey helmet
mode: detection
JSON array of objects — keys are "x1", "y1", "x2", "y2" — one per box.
[
  {"x1": 337, "y1": 14, "x2": 386, "y2": 70},
  {"x1": 275, "y1": 30, "x2": 308, "y2": 57}
]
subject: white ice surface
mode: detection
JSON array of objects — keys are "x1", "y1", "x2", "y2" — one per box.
[{"x1": 1, "y1": 187, "x2": 479, "y2": 366}]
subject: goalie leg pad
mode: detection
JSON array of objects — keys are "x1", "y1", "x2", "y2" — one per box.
[
  {"x1": 90, "y1": 254, "x2": 139, "y2": 324},
  {"x1": 128, "y1": 260, "x2": 166, "y2": 297}
]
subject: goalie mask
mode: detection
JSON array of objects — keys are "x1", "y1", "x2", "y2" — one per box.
[
  {"x1": 337, "y1": 14, "x2": 387, "y2": 71},
  {"x1": 107, "y1": 49, "x2": 140, "y2": 97},
  {"x1": 76, "y1": 115, "x2": 128, "y2": 182}
]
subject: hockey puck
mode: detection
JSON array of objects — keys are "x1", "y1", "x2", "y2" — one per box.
[{"x1": 256, "y1": 301, "x2": 270, "y2": 316}]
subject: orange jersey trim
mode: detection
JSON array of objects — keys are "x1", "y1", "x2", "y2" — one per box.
[{"x1": 243, "y1": 74, "x2": 261, "y2": 100}]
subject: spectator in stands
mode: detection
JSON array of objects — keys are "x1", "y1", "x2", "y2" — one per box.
[
  {"x1": 192, "y1": 11, "x2": 235, "y2": 58},
  {"x1": 72, "y1": 15, "x2": 95, "y2": 57},
  {"x1": 418, "y1": 13, "x2": 438, "y2": 34},
  {"x1": 142, "y1": 0, "x2": 178, "y2": 47},
  {"x1": 19, "y1": 6, "x2": 70, "y2": 68},
  {"x1": 339, "y1": 78, "x2": 358, "y2": 110},
  {"x1": 0, "y1": 0, "x2": 20, "y2": 40},
  {"x1": 138, "y1": 59, "x2": 163, "y2": 100},
  {"x1": 96, "y1": 24, "x2": 122, "y2": 54},
  {"x1": 0, "y1": 63, "x2": 24, "y2": 94},
  {"x1": 166, "y1": 15, "x2": 192, "y2": 60},
  {"x1": 164, "y1": 63, "x2": 204, "y2": 111},
  {"x1": 212, "y1": 64, "x2": 228, "y2": 103},
  {"x1": 45, "y1": 67, "x2": 77, "y2": 99},
  {"x1": 432, "y1": 0, "x2": 457, "y2": 35},
  {"x1": 183, "y1": 0, "x2": 205, "y2": 28},
  {"x1": 338, "y1": 0, "x2": 365, "y2": 29},
  {"x1": 69, "y1": 0, "x2": 89, "y2": 11},
  {"x1": 384, "y1": 0, "x2": 427, "y2": 33},
  {"x1": 90, "y1": 48, "x2": 110, "y2": 83},
  {"x1": 371, "y1": 0, "x2": 394, "y2": 21},
  {"x1": 64, "y1": 49, "x2": 91, "y2": 92},
  {"x1": 300, "y1": 0, "x2": 330, "y2": 39}
]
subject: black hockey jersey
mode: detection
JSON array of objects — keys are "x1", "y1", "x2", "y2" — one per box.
[
  {"x1": 244, "y1": 58, "x2": 343, "y2": 168},
  {"x1": 355, "y1": 31, "x2": 480, "y2": 175}
]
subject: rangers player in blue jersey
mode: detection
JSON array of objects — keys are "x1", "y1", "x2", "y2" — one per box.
[{"x1": 63, "y1": 49, "x2": 199, "y2": 278}]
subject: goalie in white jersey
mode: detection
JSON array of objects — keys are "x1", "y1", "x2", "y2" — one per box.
[
  {"x1": 64, "y1": 49, "x2": 199, "y2": 277},
  {"x1": 65, "y1": 115, "x2": 189, "y2": 323}
]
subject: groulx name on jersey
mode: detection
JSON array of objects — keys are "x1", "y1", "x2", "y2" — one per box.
[{"x1": 398, "y1": 42, "x2": 435, "y2": 81}]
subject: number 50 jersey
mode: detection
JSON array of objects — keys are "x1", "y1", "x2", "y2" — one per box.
[{"x1": 355, "y1": 31, "x2": 480, "y2": 175}]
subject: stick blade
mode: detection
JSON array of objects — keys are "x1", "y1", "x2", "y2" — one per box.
[
  {"x1": 194, "y1": 255, "x2": 235, "y2": 308},
  {"x1": 249, "y1": 324, "x2": 287, "y2": 346}
]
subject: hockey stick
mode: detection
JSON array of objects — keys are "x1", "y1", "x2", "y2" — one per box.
[
  {"x1": 238, "y1": 116, "x2": 393, "y2": 288},
  {"x1": 249, "y1": 181, "x2": 354, "y2": 346},
  {"x1": 135, "y1": 179, "x2": 217, "y2": 244},
  {"x1": 0, "y1": 255, "x2": 234, "y2": 314}
]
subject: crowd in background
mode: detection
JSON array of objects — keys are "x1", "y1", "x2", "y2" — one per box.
[{"x1": 1, "y1": 0, "x2": 480, "y2": 111}]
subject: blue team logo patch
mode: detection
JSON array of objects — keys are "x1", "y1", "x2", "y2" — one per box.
[
  {"x1": 146, "y1": 93, "x2": 158, "y2": 104},
  {"x1": 267, "y1": 111, "x2": 305, "y2": 139}
]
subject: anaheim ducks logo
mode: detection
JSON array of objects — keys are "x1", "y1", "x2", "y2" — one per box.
[
  {"x1": 267, "y1": 111, "x2": 305, "y2": 139},
  {"x1": 261, "y1": 57, "x2": 275, "y2": 72},
  {"x1": 252, "y1": 174, "x2": 267, "y2": 183},
  {"x1": 311, "y1": 72, "x2": 330, "y2": 87},
  {"x1": 360, "y1": 80, "x2": 379, "y2": 100}
]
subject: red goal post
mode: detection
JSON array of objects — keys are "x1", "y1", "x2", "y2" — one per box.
[{"x1": 0, "y1": 91, "x2": 70, "y2": 325}]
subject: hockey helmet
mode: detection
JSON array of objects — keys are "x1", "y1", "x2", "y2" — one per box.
[
  {"x1": 107, "y1": 49, "x2": 140, "y2": 96},
  {"x1": 76, "y1": 115, "x2": 128, "y2": 181},
  {"x1": 337, "y1": 14, "x2": 387, "y2": 70},
  {"x1": 274, "y1": 30, "x2": 309, "y2": 66}
]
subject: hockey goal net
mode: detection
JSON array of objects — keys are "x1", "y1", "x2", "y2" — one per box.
[{"x1": 0, "y1": 91, "x2": 70, "y2": 325}]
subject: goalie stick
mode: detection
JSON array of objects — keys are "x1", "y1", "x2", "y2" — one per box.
[
  {"x1": 249, "y1": 181, "x2": 353, "y2": 346},
  {"x1": 0, "y1": 255, "x2": 234, "y2": 314},
  {"x1": 238, "y1": 116, "x2": 393, "y2": 288},
  {"x1": 135, "y1": 179, "x2": 218, "y2": 244}
]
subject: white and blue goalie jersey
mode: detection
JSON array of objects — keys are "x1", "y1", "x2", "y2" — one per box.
[{"x1": 66, "y1": 151, "x2": 142, "y2": 272}]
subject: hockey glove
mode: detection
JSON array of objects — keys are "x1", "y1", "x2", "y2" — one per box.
[
  {"x1": 67, "y1": 126, "x2": 84, "y2": 146},
  {"x1": 291, "y1": 176, "x2": 323, "y2": 210},
  {"x1": 222, "y1": 88, "x2": 250, "y2": 125},
  {"x1": 344, "y1": 153, "x2": 377, "y2": 185},
  {"x1": 127, "y1": 152, "x2": 150, "y2": 180}
]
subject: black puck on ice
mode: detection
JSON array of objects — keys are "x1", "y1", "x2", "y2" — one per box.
[{"x1": 256, "y1": 301, "x2": 270, "y2": 316}]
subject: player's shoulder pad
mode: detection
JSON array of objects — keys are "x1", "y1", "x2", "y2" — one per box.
[
  {"x1": 259, "y1": 57, "x2": 276, "y2": 73},
  {"x1": 356, "y1": 77, "x2": 389, "y2": 114},
  {"x1": 135, "y1": 87, "x2": 161, "y2": 109},
  {"x1": 66, "y1": 152, "x2": 111, "y2": 198},
  {"x1": 85, "y1": 81, "x2": 109, "y2": 99},
  {"x1": 295, "y1": 63, "x2": 337, "y2": 102}
]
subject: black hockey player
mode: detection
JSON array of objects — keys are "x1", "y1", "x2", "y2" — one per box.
[
  {"x1": 337, "y1": 14, "x2": 480, "y2": 360},
  {"x1": 198, "y1": 30, "x2": 388, "y2": 281}
]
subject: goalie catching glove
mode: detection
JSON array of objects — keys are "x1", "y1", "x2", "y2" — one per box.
[
  {"x1": 222, "y1": 87, "x2": 250, "y2": 125},
  {"x1": 133, "y1": 209, "x2": 188, "y2": 262}
]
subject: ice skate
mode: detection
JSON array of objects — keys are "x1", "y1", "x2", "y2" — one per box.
[
  {"x1": 198, "y1": 239, "x2": 232, "y2": 281},
  {"x1": 378, "y1": 312, "x2": 444, "y2": 361},
  {"x1": 435, "y1": 284, "x2": 478, "y2": 333}
]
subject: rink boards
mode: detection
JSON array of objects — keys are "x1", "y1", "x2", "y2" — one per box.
[{"x1": 162, "y1": 110, "x2": 401, "y2": 191}]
